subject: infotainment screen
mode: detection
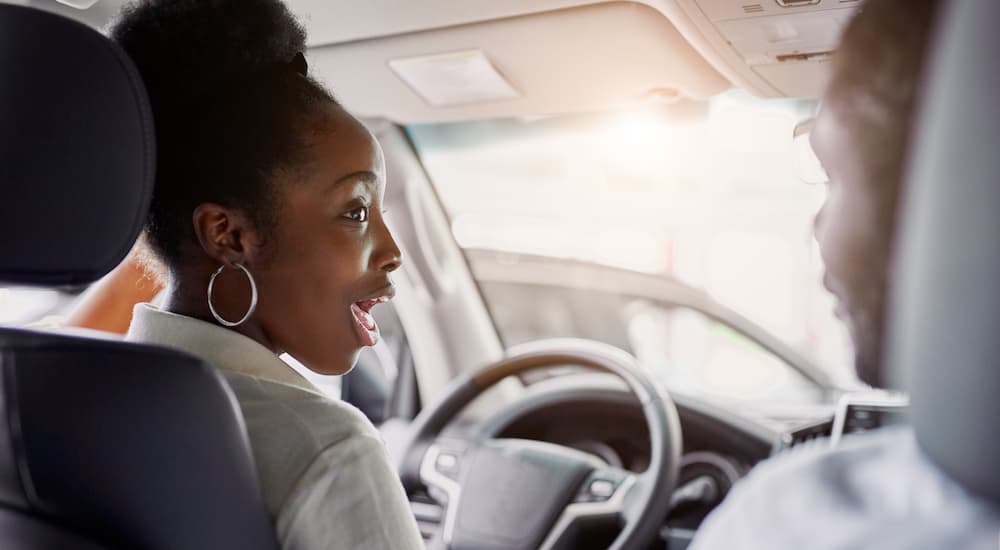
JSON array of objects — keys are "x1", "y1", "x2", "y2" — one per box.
[{"x1": 830, "y1": 393, "x2": 909, "y2": 446}]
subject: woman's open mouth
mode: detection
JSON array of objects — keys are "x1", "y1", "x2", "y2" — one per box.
[{"x1": 350, "y1": 289, "x2": 394, "y2": 347}]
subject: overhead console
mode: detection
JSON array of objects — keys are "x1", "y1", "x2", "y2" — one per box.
[{"x1": 657, "y1": 0, "x2": 864, "y2": 97}]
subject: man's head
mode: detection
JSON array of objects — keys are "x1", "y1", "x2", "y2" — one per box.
[{"x1": 812, "y1": 0, "x2": 938, "y2": 387}]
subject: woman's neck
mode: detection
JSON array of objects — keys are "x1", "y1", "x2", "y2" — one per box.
[{"x1": 162, "y1": 279, "x2": 280, "y2": 355}]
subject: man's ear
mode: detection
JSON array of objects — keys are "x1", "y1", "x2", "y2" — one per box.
[{"x1": 191, "y1": 203, "x2": 259, "y2": 265}]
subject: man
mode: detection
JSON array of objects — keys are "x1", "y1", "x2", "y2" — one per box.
[
  {"x1": 690, "y1": 0, "x2": 1000, "y2": 547},
  {"x1": 811, "y1": 0, "x2": 935, "y2": 389}
]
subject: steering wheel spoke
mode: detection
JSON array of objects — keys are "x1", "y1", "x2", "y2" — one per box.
[
  {"x1": 417, "y1": 438, "x2": 477, "y2": 545},
  {"x1": 538, "y1": 466, "x2": 639, "y2": 550}
]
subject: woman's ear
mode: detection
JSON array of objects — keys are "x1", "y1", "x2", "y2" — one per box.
[{"x1": 191, "y1": 203, "x2": 259, "y2": 265}]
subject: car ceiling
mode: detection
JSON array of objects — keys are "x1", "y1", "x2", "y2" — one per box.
[{"x1": 9, "y1": 0, "x2": 861, "y2": 123}]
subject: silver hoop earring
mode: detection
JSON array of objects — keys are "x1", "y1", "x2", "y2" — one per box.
[{"x1": 207, "y1": 262, "x2": 258, "y2": 327}]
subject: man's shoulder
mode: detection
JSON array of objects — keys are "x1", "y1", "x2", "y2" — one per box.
[
  {"x1": 706, "y1": 426, "x2": 919, "y2": 532},
  {"x1": 690, "y1": 426, "x2": 1000, "y2": 550},
  {"x1": 747, "y1": 425, "x2": 915, "y2": 489}
]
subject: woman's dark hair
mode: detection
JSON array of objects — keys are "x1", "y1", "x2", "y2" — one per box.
[{"x1": 110, "y1": 0, "x2": 336, "y2": 266}]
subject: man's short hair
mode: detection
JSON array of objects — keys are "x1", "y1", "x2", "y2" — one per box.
[{"x1": 825, "y1": 0, "x2": 939, "y2": 214}]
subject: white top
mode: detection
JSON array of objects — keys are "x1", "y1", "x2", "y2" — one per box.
[
  {"x1": 126, "y1": 304, "x2": 424, "y2": 550},
  {"x1": 690, "y1": 426, "x2": 1000, "y2": 550}
]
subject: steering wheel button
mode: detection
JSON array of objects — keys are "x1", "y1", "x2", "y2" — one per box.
[
  {"x1": 436, "y1": 452, "x2": 459, "y2": 472},
  {"x1": 589, "y1": 479, "x2": 616, "y2": 499}
]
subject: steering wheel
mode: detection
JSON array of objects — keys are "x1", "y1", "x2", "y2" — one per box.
[{"x1": 399, "y1": 339, "x2": 682, "y2": 550}]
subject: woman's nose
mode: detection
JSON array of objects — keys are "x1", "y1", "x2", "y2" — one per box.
[{"x1": 372, "y1": 216, "x2": 402, "y2": 273}]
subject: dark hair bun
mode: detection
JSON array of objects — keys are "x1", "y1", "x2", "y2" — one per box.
[
  {"x1": 112, "y1": 0, "x2": 307, "y2": 110},
  {"x1": 110, "y1": 0, "x2": 335, "y2": 266}
]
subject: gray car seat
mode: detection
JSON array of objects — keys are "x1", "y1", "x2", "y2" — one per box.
[
  {"x1": 0, "y1": 5, "x2": 278, "y2": 549},
  {"x1": 888, "y1": 1, "x2": 1000, "y2": 505}
]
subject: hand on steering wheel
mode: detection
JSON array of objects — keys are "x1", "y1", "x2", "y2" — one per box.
[{"x1": 398, "y1": 339, "x2": 682, "y2": 550}]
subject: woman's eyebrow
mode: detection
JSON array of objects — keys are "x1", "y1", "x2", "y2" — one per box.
[{"x1": 329, "y1": 170, "x2": 378, "y2": 193}]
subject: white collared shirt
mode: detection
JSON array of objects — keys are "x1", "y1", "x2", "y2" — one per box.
[
  {"x1": 690, "y1": 426, "x2": 1000, "y2": 550},
  {"x1": 126, "y1": 304, "x2": 424, "y2": 550}
]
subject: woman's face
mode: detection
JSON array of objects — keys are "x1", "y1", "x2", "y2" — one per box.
[{"x1": 250, "y1": 105, "x2": 401, "y2": 375}]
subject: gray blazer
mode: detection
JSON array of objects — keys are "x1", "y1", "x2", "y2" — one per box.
[{"x1": 127, "y1": 304, "x2": 424, "y2": 550}]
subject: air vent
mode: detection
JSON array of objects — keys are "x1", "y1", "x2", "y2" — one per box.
[
  {"x1": 410, "y1": 495, "x2": 443, "y2": 541},
  {"x1": 776, "y1": 0, "x2": 822, "y2": 6},
  {"x1": 742, "y1": 4, "x2": 765, "y2": 13},
  {"x1": 772, "y1": 419, "x2": 833, "y2": 454}
]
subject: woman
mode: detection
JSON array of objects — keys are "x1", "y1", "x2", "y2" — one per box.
[{"x1": 111, "y1": 1, "x2": 424, "y2": 548}]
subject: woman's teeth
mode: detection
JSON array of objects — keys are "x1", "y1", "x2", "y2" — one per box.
[{"x1": 357, "y1": 296, "x2": 390, "y2": 311}]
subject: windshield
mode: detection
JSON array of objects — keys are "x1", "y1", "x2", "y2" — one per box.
[{"x1": 409, "y1": 91, "x2": 856, "y2": 405}]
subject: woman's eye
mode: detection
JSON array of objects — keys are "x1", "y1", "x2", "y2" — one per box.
[{"x1": 344, "y1": 206, "x2": 370, "y2": 223}]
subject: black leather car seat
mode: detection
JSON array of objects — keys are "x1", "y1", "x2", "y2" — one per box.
[
  {"x1": 0, "y1": 5, "x2": 278, "y2": 549},
  {"x1": 888, "y1": 1, "x2": 1000, "y2": 506}
]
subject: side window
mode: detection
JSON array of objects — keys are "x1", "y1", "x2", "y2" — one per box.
[
  {"x1": 0, "y1": 287, "x2": 76, "y2": 326},
  {"x1": 624, "y1": 301, "x2": 820, "y2": 403},
  {"x1": 479, "y1": 281, "x2": 821, "y2": 404}
]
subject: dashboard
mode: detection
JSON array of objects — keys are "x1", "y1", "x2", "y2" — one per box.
[
  {"x1": 476, "y1": 384, "x2": 769, "y2": 538},
  {"x1": 406, "y1": 373, "x2": 908, "y2": 548},
  {"x1": 488, "y1": 396, "x2": 751, "y2": 533}
]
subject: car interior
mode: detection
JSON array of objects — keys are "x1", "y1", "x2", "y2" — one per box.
[{"x1": 0, "y1": 0, "x2": 996, "y2": 549}]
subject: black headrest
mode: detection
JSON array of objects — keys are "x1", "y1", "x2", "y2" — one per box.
[
  {"x1": 0, "y1": 4, "x2": 154, "y2": 287},
  {"x1": 888, "y1": 2, "x2": 1000, "y2": 503},
  {"x1": 0, "y1": 327, "x2": 279, "y2": 549}
]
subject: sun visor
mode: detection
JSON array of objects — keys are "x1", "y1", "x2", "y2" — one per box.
[{"x1": 308, "y1": 2, "x2": 729, "y2": 123}]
